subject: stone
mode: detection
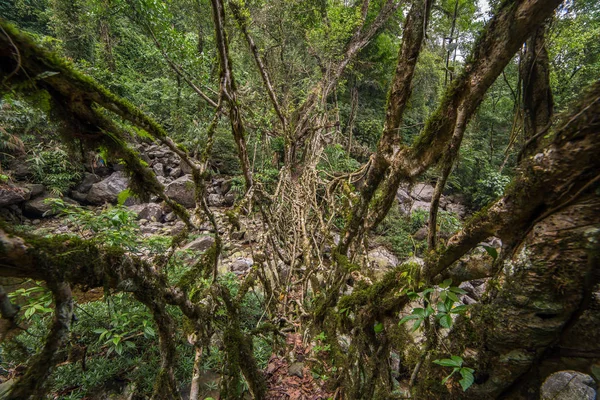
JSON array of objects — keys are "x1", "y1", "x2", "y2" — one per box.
[
  {"x1": 23, "y1": 193, "x2": 76, "y2": 218},
  {"x1": 169, "y1": 167, "x2": 182, "y2": 179},
  {"x1": 182, "y1": 235, "x2": 215, "y2": 252},
  {"x1": 541, "y1": 371, "x2": 596, "y2": 400},
  {"x1": 164, "y1": 211, "x2": 177, "y2": 222},
  {"x1": 207, "y1": 193, "x2": 225, "y2": 207},
  {"x1": 368, "y1": 247, "x2": 398, "y2": 271},
  {"x1": 10, "y1": 161, "x2": 31, "y2": 180},
  {"x1": 446, "y1": 203, "x2": 467, "y2": 218},
  {"x1": 75, "y1": 172, "x2": 101, "y2": 193},
  {"x1": 413, "y1": 226, "x2": 428, "y2": 241},
  {"x1": 180, "y1": 157, "x2": 193, "y2": 174},
  {"x1": 86, "y1": 171, "x2": 129, "y2": 205},
  {"x1": 24, "y1": 183, "x2": 45, "y2": 197},
  {"x1": 129, "y1": 203, "x2": 163, "y2": 222},
  {"x1": 230, "y1": 229, "x2": 246, "y2": 241},
  {"x1": 70, "y1": 190, "x2": 88, "y2": 203},
  {"x1": 411, "y1": 183, "x2": 435, "y2": 202},
  {"x1": 152, "y1": 162, "x2": 165, "y2": 177},
  {"x1": 0, "y1": 184, "x2": 30, "y2": 207},
  {"x1": 140, "y1": 223, "x2": 163, "y2": 235},
  {"x1": 231, "y1": 258, "x2": 253, "y2": 274},
  {"x1": 223, "y1": 192, "x2": 235, "y2": 207},
  {"x1": 219, "y1": 179, "x2": 232, "y2": 195},
  {"x1": 411, "y1": 200, "x2": 430, "y2": 213},
  {"x1": 396, "y1": 187, "x2": 411, "y2": 202},
  {"x1": 164, "y1": 174, "x2": 195, "y2": 208},
  {"x1": 288, "y1": 362, "x2": 304, "y2": 378},
  {"x1": 169, "y1": 221, "x2": 186, "y2": 235}
]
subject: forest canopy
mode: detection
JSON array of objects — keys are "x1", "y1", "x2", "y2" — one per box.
[{"x1": 0, "y1": 0, "x2": 599, "y2": 399}]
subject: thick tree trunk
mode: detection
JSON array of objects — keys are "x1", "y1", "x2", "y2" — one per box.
[{"x1": 457, "y1": 195, "x2": 599, "y2": 398}]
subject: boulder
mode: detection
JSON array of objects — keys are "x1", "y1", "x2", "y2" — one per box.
[
  {"x1": 541, "y1": 371, "x2": 596, "y2": 400},
  {"x1": 24, "y1": 183, "x2": 45, "y2": 197},
  {"x1": 180, "y1": 157, "x2": 193, "y2": 174},
  {"x1": 152, "y1": 162, "x2": 165, "y2": 177},
  {"x1": 75, "y1": 172, "x2": 101, "y2": 193},
  {"x1": 86, "y1": 171, "x2": 129, "y2": 205},
  {"x1": 231, "y1": 257, "x2": 253, "y2": 275},
  {"x1": 223, "y1": 192, "x2": 235, "y2": 207},
  {"x1": 140, "y1": 222, "x2": 163, "y2": 235},
  {"x1": 411, "y1": 183, "x2": 435, "y2": 202},
  {"x1": 446, "y1": 203, "x2": 467, "y2": 218},
  {"x1": 23, "y1": 193, "x2": 76, "y2": 218},
  {"x1": 0, "y1": 184, "x2": 30, "y2": 207},
  {"x1": 368, "y1": 247, "x2": 398, "y2": 270},
  {"x1": 411, "y1": 200, "x2": 430, "y2": 213},
  {"x1": 413, "y1": 226, "x2": 429, "y2": 241},
  {"x1": 70, "y1": 190, "x2": 88, "y2": 203},
  {"x1": 10, "y1": 161, "x2": 32, "y2": 180},
  {"x1": 169, "y1": 167, "x2": 182, "y2": 179},
  {"x1": 164, "y1": 174, "x2": 195, "y2": 208},
  {"x1": 129, "y1": 203, "x2": 163, "y2": 222},
  {"x1": 182, "y1": 235, "x2": 215, "y2": 252},
  {"x1": 207, "y1": 193, "x2": 225, "y2": 207}
]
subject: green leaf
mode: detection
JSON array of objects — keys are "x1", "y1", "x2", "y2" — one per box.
[
  {"x1": 425, "y1": 305, "x2": 434, "y2": 317},
  {"x1": 407, "y1": 291, "x2": 420, "y2": 300},
  {"x1": 439, "y1": 314, "x2": 452, "y2": 329},
  {"x1": 411, "y1": 319, "x2": 422, "y2": 332},
  {"x1": 450, "y1": 305, "x2": 469, "y2": 314},
  {"x1": 399, "y1": 314, "x2": 420, "y2": 325},
  {"x1": 442, "y1": 368, "x2": 459, "y2": 384},
  {"x1": 413, "y1": 308, "x2": 425, "y2": 317},
  {"x1": 144, "y1": 326, "x2": 155, "y2": 338},
  {"x1": 449, "y1": 286, "x2": 467, "y2": 294},
  {"x1": 437, "y1": 301, "x2": 447, "y2": 313},
  {"x1": 374, "y1": 322, "x2": 384, "y2": 333},
  {"x1": 433, "y1": 358, "x2": 462, "y2": 368},
  {"x1": 440, "y1": 279, "x2": 452, "y2": 289},
  {"x1": 482, "y1": 245, "x2": 498, "y2": 260},
  {"x1": 117, "y1": 189, "x2": 133, "y2": 206},
  {"x1": 447, "y1": 291, "x2": 460, "y2": 303},
  {"x1": 93, "y1": 328, "x2": 107, "y2": 334},
  {"x1": 450, "y1": 355, "x2": 463, "y2": 366},
  {"x1": 459, "y1": 368, "x2": 475, "y2": 391}
]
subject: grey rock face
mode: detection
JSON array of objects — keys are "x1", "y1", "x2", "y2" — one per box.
[
  {"x1": 411, "y1": 200, "x2": 430, "y2": 213},
  {"x1": 223, "y1": 192, "x2": 235, "y2": 207},
  {"x1": 164, "y1": 174, "x2": 195, "y2": 208},
  {"x1": 411, "y1": 183, "x2": 435, "y2": 202},
  {"x1": 413, "y1": 226, "x2": 428, "y2": 241},
  {"x1": 86, "y1": 172, "x2": 129, "y2": 205},
  {"x1": 23, "y1": 193, "x2": 76, "y2": 218},
  {"x1": 182, "y1": 235, "x2": 215, "y2": 252},
  {"x1": 541, "y1": 371, "x2": 597, "y2": 400},
  {"x1": 0, "y1": 184, "x2": 30, "y2": 207},
  {"x1": 75, "y1": 172, "x2": 101, "y2": 193},
  {"x1": 152, "y1": 162, "x2": 165, "y2": 177},
  {"x1": 129, "y1": 203, "x2": 163, "y2": 222},
  {"x1": 24, "y1": 183, "x2": 45, "y2": 197},
  {"x1": 231, "y1": 258, "x2": 253, "y2": 274},
  {"x1": 446, "y1": 202, "x2": 467, "y2": 218},
  {"x1": 207, "y1": 193, "x2": 225, "y2": 207}
]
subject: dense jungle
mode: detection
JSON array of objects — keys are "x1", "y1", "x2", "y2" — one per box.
[{"x1": 0, "y1": 0, "x2": 599, "y2": 398}]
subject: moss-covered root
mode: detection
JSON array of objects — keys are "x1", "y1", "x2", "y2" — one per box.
[{"x1": 7, "y1": 281, "x2": 73, "y2": 400}]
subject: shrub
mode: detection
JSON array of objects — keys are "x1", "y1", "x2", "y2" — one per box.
[{"x1": 28, "y1": 145, "x2": 83, "y2": 194}]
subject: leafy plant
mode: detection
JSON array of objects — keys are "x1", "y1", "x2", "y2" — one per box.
[
  {"x1": 399, "y1": 279, "x2": 469, "y2": 331},
  {"x1": 28, "y1": 145, "x2": 83, "y2": 194},
  {"x1": 8, "y1": 281, "x2": 53, "y2": 320},
  {"x1": 433, "y1": 355, "x2": 475, "y2": 391},
  {"x1": 48, "y1": 199, "x2": 140, "y2": 250}
]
